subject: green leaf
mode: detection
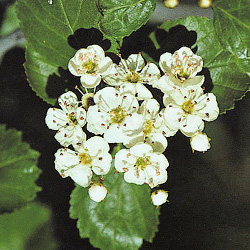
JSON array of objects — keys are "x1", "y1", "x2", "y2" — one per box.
[
  {"x1": 16, "y1": 0, "x2": 100, "y2": 68},
  {"x1": 0, "y1": 125, "x2": 41, "y2": 212},
  {"x1": 0, "y1": 3, "x2": 20, "y2": 37},
  {"x1": 70, "y1": 168, "x2": 159, "y2": 250},
  {"x1": 212, "y1": 0, "x2": 250, "y2": 58},
  {"x1": 25, "y1": 47, "x2": 58, "y2": 105},
  {"x1": 150, "y1": 16, "x2": 249, "y2": 113},
  {"x1": 98, "y1": 0, "x2": 156, "y2": 38},
  {"x1": 0, "y1": 203, "x2": 57, "y2": 250}
]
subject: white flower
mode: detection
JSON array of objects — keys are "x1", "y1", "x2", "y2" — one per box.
[
  {"x1": 151, "y1": 190, "x2": 168, "y2": 206},
  {"x1": 88, "y1": 183, "x2": 108, "y2": 202},
  {"x1": 45, "y1": 91, "x2": 86, "y2": 147},
  {"x1": 154, "y1": 47, "x2": 204, "y2": 92},
  {"x1": 87, "y1": 87, "x2": 144, "y2": 143},
  {"x1": 190, "y1": 131, "x2": 211, "y2": 152},
  {"x1": 103, "y1": 53, "x2": 160, "y2": 100},
  {"x1": 163, "y1": 88, "x2": 219, "y2": 136},
  {"x1": 68, "y1": 45, "x2": 113, "y2": 88},
  {"x1": 115, "y1": 143, "x2": 169, "y2": 188},
  {"x1": 54, "y1": 136, "x2": 112, "y2": 187},
  {"x1": 124, "y1": 99, "x2": 176, "y2": 153}
]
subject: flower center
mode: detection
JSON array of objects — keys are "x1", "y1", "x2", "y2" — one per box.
[
  {"x1": 82, "y1": 60, "x2": 97, "y2": 74},
  {"x1": 135, "y1": 156, "x2": 151, "y2": 171},
  {"x1": 143, "y1": 120, "x2": 154, "y2": 135},
  {"x1": 172, "y1": 66, "x2": 190, "y2": 81},
  {"x1": 126, "y1": 70, "x2": 140, "y2": 83},
  {"x1": 109, "y1": 106, "x2": 127, "y2": 124},
  {"x1": 182, "y1": 99, "x2": 195, "y2": 114},
  {"x1": 79, "y1": 152, "x2": 92, "y2": 165},
  {"x1": 68, "y1": 112, "x2": 78, "y2": 125}
]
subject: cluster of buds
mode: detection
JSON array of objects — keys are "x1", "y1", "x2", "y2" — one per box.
[
  {"x1": 163, "y1": 0, "x2": 213, "y2": 9},
  {"x1": 45, "y1": 45, "x2": 219, "y2": 204}
]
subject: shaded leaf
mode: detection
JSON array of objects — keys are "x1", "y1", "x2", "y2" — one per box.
[
  {"x1": 0, "y1": 125, "x2": 40, "y2": 212},
  {"x1": 98, "y1": 0, "x2": 156, "y2": 38},
  {"x1": 150, "y1": 16, "x2": 249, "y2": 113},
  {"x1": 0, "y1": 203, "x2": 57, "y2": 250},
  {"x1": 212, "y1": 0, "x2": 250, "y2": 58},
  {"x1": 25, "y1": 47, "x2": 58, "y2": 105},
  {"x1": 70, "y1": 167, "x2": 159, "y2": 250},
  {"x1": 16, "y1": 0, "x2": 100, "y2": 68}
]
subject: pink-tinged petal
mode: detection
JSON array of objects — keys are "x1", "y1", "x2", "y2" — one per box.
[
  {"x1": 130, "y1": 143, "x2": 153, "y2": 157},
  {"x1": 136, "y1": 83, "x2": 152, "y2": 100},
  {"x1": 180, "y1": 115, "x2": 204, "y2": 136},
  {"x1": 45, "y1": 108, "x2": 68, "y2": 130},
  {"x1": 80, "y1": 74, "x2": 101, "y2": 88},
  {"x1": 159, "y1": 52, "x2": 172, "y2": 73},
  {"x1": 92, "y1": 154, "x2": 112, "y2": 175},
  {"x1": 84, "y1": 136, "x2": 110, "y2": 157}
]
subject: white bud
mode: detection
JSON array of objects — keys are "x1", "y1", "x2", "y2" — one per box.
[
  {"x1": 164, "y1": 0, "x2": 179, "y2": 9},
  {"x1": 151, "y1": 190, "x2": 168, "y2": 206},
  {"x1": 190, "y1": 132, "x2": 211, "y2": 152},
  {"x1": 198, "y1": 0, "x2": 212, "y2": 8},
  {"x1": 88, "y1": 184, "x2": 108, "y2": 202}
]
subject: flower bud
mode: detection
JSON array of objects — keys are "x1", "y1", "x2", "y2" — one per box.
[
  {"x1": 164, "y1": 0, "x2": 179, "y2": 9},
  {"x1": 151, "y1": 190, "x2": 168, "y2": 206},
  {"x1": 198, "y1": 0, "x2": 212, "y2": 8},
  {"x1": 88, "y1": 183, "x2": 108, "y2": 202},
  {"x1": 190, "y1": 132, "x2": 211, "y2": 152}
]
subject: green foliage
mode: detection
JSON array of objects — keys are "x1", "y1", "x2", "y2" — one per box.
[
  {"x1": 98, "y1": 0, "x2": 156, "y2": 38},
  {"x1": 25, "y1": 47, "x2": 58, "y2": 105},
  {"x1": 150, "y1": 16, "x2": 249, "y2": 113},
  {"x1": 0, "y1": 125, "x2": 41, "y2": 213},
  {"x1": 0, "y1": 203, "x2": 57, "y2": 250},
  {"x1": 0, "y1": 3, "x2": 20, "y2": 37},
  {"x1": 212, "y1": 0, "x2": 250, "y2": 59},
  {"x1": 70, "y1": 168, "x2": 159, "y2": 250}
]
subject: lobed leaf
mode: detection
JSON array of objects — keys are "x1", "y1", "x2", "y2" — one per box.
[
  {"x1": 98, "y1": 0, "x2": 156, "y2": 38},
  {"x1": 70, "y1": 167, "x2": 159, "y2": 250},
  {"x1": 0, "y1": 125, "x2": 41, "y2": 212},
  {"x1": 150, "y1": 16, "x2": 249, "y2": 113}
]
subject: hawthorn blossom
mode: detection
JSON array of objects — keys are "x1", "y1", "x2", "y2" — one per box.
[
  {"x1": 45, "y1": 91, "x2": 86, "y2": 147},
  {"x1": 151, "y1": 190, "x2": 168, "y2": 206},
  {"x1": 163, "y1": 88, "x2": 219, "y2": 136},
  {"x1": 87, "y1": 87, "x2": 144, "y2": 143},
  {"x1": 103, "y1": 53, "x2": 160, "y2": 100},
  {"x1": 68, "y1": 45, "x2": 112, "y2": 88},
  {"x1": 190, "y1": 131, "x2": 211, "y2": 152},
  {"x1": 88, "y1": 183, "x2": 108, "y2": 202},
  {"x1": 125, "y1": 99, "x2": 177, "y2": 153},
  {"x1": 154, "y1": 47, "x2": 204, "y2": 92},
  {"x1": 115, "y1": 143, "x2": 169, "y2": 188},
  {"x1": 54, "y1": 136, "x2": 112, "y2": 187}
]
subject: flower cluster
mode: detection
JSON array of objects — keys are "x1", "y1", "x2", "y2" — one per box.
[{"x1": 45, "y1": 45, "x2": 219, "y2": 204}]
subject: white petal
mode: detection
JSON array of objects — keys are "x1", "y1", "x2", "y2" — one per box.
[
  {"x1": 139, "y1": 99, "x2": 160, "y2": 119},
  {"x1": 180, "y1": 115, "x2": 204, "y2": 136},
  {"x1": 130, "y1": 143, "x2": 153, "y2": 157},
  {"x1": 92, "y1": 154, "x2": 112, "y2": 175},
  {"x1": 98, "y1": 56, "x2": 113, "y2": 74},
  {"x1": 58, "y1": 91, "x2": 78, "y2": 112},
  {"x1": 80, "y1": 74, "x2": 101, "y2": 88},
  {"x1": 159, "y1": 52, "x2": 172, "y2": 73},
  {"x1": 149, "y1": 153, "x2": 169, "y2": 169},
  {"x1": 104, "y1": 124, "x2": 127, "y2": 143},
  {"x1": 88, "y1": 184, "x2": 108, "y2": 202},
  {"x1": 140, "y1": 63, "x2": 160, "y2": 85},
  {"x1": 126, "y1": 54, "x2": 145, "y2": 71},
  {"x1": 68, "y1": 165, "x2": 92, "y2": 187},
  {"x1": 151, "y1": 190, "x2": 168, "y2": 206},
  {"x1": 153, "y1": 75, "x2": 173, "y2": 93},
  {"x1": 75, "y1": 107, "x2": 87, "y2": 127},
  {"x1": 146, "y1": 133, "x2": 168, "y2": 153},
  {"x1": 84, "y1": 136, "x2": 110, "y2": 157},
  {"x1": 163, "y1": 106, "x2": 183, "y2": 131},
  {"x1": 87, "y1": 44, "x2": 105, "y2": 59},
  {"x1": 124, "y1": 168, "x2": 145, "y2": 185},
  {"x1": 45, "y1": 108, "x2": 68, "y2": 130},
  {"x1": 114, "y1": 148, "x2": 136, "y2": 172},
  {"x1": 119, "y1": 93, "x2": 139, "y2": 113},
  {"x1": 122, "y1": 113, "x2": 144, "y2": 136},
  {"x1": 136, "y1": 83, "x2": 152, "y2": 100},
  {"x1": 190, "y1": 132, "x2": 211, "y2": 152}
]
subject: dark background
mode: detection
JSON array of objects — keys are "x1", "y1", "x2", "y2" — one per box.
[{"x1": 0, "y1": 1, "x2": 250, "y2": 250}]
